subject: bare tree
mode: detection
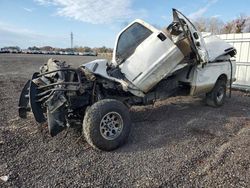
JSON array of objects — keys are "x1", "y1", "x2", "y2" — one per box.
[
  {"x1": 221, "y1": 14, "x2": 249, "y2": 34},
  {"x1": 194, "y1": 18, "x2": 207, "y2": 32},
  {"x1": 221, "y1": 22, "x2": 234, "y2": 34},
  {"x1": 208, "y1": 17, "x2": 224, "y2": 34},
  {"x1": 234, "y1": 15, "x2": 246, "y2": 33},
  {"x1": 193, "y1": 14, "x2": 250, "y2": 34},
  {"x1": 193, "y1": 17, "x2": 224, "y2": 34},
  {"x1": 243, "y1": 17, "x2": 250, "y2": 32}
]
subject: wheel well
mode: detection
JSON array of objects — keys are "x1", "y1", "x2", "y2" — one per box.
[{"x1": 217, "y1": 74, "x2": 227, "y2": 83}]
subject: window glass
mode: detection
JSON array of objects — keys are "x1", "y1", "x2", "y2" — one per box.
[{"x1": 116, "y1": 23, "x2": 152, "y2": 64}]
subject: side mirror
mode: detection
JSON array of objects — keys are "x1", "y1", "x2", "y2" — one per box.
[{"x1": 193, "y1": 32, "x2": 199, "y2": 39}]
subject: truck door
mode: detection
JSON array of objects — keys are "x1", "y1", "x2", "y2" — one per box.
[
  {"x1": 173, "y1": 9, "x2": 209, "y2": 64},
  {"x1": 118, "y1": 23, "x2": 177, "y2": 82},
  {"x1": 113, "y1": 20, "x2": 184, "y2": 92}
]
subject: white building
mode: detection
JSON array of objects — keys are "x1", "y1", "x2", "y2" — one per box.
[{"x1": 218, "y1": 33, "x2": 250, "y2": 90}]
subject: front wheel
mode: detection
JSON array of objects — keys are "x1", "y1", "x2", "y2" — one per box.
[
  {"x1": 83, "y1": 99, "x2": 131, "y2": 151},
  {"x1": 206, "y1": 79, "x2": 227, "y2": 107}
]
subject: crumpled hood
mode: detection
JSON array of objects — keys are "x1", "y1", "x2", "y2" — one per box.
[{"x1": 203, "y1": 33, "x2": 236, "y2": 62}]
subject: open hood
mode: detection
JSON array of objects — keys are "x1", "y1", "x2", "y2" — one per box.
[
  {"x1": 172, "y1": 9, "x2": 236, "y2": 63},
  {"x1": 172, "y1": 9, "x2": 209, "y2": 63}
]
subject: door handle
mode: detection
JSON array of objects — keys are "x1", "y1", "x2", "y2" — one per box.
[{"x1": 157, "y1": 33, "x2": 166, "y2": 41}]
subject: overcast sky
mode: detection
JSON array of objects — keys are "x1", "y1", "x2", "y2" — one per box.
[{"x1": 0, "y1": 0, "x2": 250, "y2": 49}]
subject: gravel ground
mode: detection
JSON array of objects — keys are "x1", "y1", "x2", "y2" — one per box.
[{"x1": 0, "y1": 54, "x2": 249, "y2": 187}]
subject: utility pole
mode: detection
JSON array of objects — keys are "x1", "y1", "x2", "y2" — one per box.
[{"x1": 70, "y1": 32, "x2": 73, "y2": 49}]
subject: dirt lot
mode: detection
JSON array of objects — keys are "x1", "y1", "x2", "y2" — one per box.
[{"x1": 0, "y1": 54, "x2": 249, "y2": 187}]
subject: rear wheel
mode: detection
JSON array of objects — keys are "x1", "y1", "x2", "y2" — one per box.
[
  {"x1": 206, "y1": 79, "x2": 227, "y2": 107},
  {"x1": 83, "y1": 99, "x2": 131, "y2": 151}
]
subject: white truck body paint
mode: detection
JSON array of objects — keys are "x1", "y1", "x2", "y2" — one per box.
[
  {"x1": 118, "y1": 20, "x2": 184, "y2": 92},
  {"x1": 203, "y1": 34, "x2": 234, "y2": 62},
  {"x1": 84, "y1": 10, "x2": 237, "y2": 97},
  {"x1": 190, "y1": 61, "x2": 236, "y2": 95},
  {"x1": 83, "y1": 59, "x2": 145, "y2": 97}
]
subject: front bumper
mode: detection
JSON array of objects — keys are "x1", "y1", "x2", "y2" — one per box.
[{"x1": 18, "y1": 68, "x2": 83, "y2": 136}]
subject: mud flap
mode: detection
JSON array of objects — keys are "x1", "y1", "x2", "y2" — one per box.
[
  {"x1": 45, "y1": 91, "x2": 68, "y2": 136},
  {"x1": 18, "y1": 80, "x2": 31, "y2": 118},
  {"x1": 18, "y1": 72, "x2": 42, "y2": 119},
  {"x1": 29, "y1": 81, "x2": 46, "y2": 123},
  {"x1": 47, "y1": 107, "x2": 67, "y2": 137}
]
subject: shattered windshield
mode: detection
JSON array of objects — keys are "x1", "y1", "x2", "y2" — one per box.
[{"x1": 116, "y1": 22, "x2": 152, "y2": 64}]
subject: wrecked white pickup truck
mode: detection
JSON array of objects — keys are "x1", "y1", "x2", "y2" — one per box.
[{"x1": 18, "y1": 9, "x2": 236, "y2": 151}]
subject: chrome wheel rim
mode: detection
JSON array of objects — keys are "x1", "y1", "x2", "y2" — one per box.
[{"x1": 100, "y1": 112, "x2": 123, "y2": 140}]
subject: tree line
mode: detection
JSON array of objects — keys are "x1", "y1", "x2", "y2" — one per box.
[
  {"x1": 2, "y1": 15, "x2": 250, "y2": 52},
  {"x1": 27, "y1": 46, "x2": 113, "y2": 53},
  {"x1": 193, "y1": 14, "x2": 250, "y2": 34}
]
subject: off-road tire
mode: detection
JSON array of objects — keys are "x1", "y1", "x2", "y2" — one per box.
[
  {"x1": 206, "y1": 79, "x2": 227, "y2": 107},
  {"x1": 83, "y1": 99, "x2": 131, "y2": 151}
]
